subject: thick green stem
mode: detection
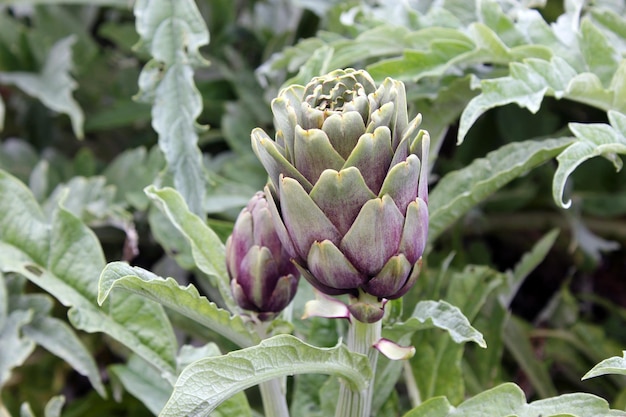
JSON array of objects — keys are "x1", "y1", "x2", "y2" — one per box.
[
  {"x1": 260, "y1": 378, "x2": 290, "y2": 417},
  {"x1": 403, "y1": 360, "x2": 421, "y2": 408},
  {"x1": 253, "y1": 319, "x2": 290, "y2": 417},
  {"x1": 334, "y1": 294, "x2": 382, "y2": 417}
]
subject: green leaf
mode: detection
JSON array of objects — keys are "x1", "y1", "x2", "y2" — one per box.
[
  {"x1": 429, "y1": 137, "x2": 574, "y2": 243},
  {"x1": 579, "y1": 18, "x2": 620, "y2": 87},
  {"x1": 0, "y1": 272, "x2": 6, "y2": 330},
  {"x1": 0, "y1": 36, "x2": 84, "y2": 138},
  {"x1": 22, "y1": 316, "x2": 106, "y2": 397},
  {"x1": 404, "y1": 382, "x2": 624, "y2": 417},
  {"x1": 553, "y1": 111, "x2": 626, "y2": 208},
  {"x1": 160, "y1": 334, "x2": 372, "y2": 417},
  {"x1": 0, "y1": 309, "x2": 35, "y2": 387},
  {"x1": 0, "y1": 94, "x2": 4, "y2": 132},
  {"x1": 43, "y1": 396, "x2": 64, "y2": 417},
  {"x1": 98, "y1": 262, "x2": 259, "y2": 348},
  {"x1": 133, "y1": 0, "x2": 210, "y2": 216},
  {"x1": 385, "y1": 300, "x2": 486, "y2": 348},
  {"x1": 458, "y1": 56, "x2": 626, "y2": 144},
  {"x1": 583, "y1": 351, "x2": 626, "y2": 380},
  {"x1": 0, "y1": 139, "x2": 38, "y2": 183},
  {"x1": 283, "y1": 45, "x2": 334, "y2": 88},
  {"x1": 42, "y1": 176, "x2": 124, "y2": 223},
  {"x1": 0, "y1": 169, "x2": 178, "y2": 380},
  {"x1": 145, "y1": 186, "x2": 235, "y2": 311},
  {"x1": 0, "y1": 0, "x2": 129, "y2": 5},
  {"x1": 19, "y1": 396, "x2": 65, "y2": 417},
  {"x1": 504, "y1": 316, "x2": 557, "y2": 398},
  {"x1": 109, "y1": 354, "x2": 173, "y2": 415},
  {"x1": 501, "y1": 228, "x2": 560, "y2": 306},
  {"x1": 103, "y1": 146, "x2": 165, "y2": 210}
]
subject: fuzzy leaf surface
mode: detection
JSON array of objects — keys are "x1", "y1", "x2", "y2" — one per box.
[
  {"x1": 583, "y1": 351, "x2": 626, "y2": 380},
  {"x1": 23, "y1": 316, "x2": 106, "y2": 397},
  {"x1": 0, "y1": 170, "x2": 178, "y2": 381},
  {"x1": 99, "y1": 262, "x2": 259, "y2": 348},
  {"x1": 553, "y1": 111, "x2": 626, "y2": 208},
  {"x1": 458, "y1": 57, "x2": 626, "y2": 143},
  {"x1": 429, "y1": 137, "x2": 574, "y2": 243},
  {"x1": 385, "y1": 300, "x2": 486, "y2": 348},
  {"x1": 145, "y1": 186, "x2": 234, "y2": 311},
  {"x1": 0, "y1": 36, "x2": 84, "y2": 138},
  {"x1": 403, "y1": 382, "x2": 625, "y2": 417},
  {"x1": 133, "y1": 0, "x2": 210, "y2": 216},
  {"x1": 0, "y1": 310, "x2": 35, "y2": 387},
  {"x1": 160, "y1": 334, "x2": 372, "y2": 417}
]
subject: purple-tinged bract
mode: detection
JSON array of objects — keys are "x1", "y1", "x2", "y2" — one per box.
[
  {"x1": 226, "y1": 191, "x2": 300, "y2": 321},
  {"x1": 251, "y1": 69, "x2": 429, "y2": 323}
]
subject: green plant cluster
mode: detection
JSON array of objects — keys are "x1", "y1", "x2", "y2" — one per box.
[{"x1": 1, "y1": 0, "x2": 626, "y2": 416}]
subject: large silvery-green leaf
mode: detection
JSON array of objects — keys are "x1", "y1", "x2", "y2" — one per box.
[
  {"x1": 133, "y1": 0, "x2": 210, "y2": 216},
  {"x1": 145, "y1": 186, "x2": 235, "y2": 311},
  {"x1": 553, "y1": 111, "x2": 626, "y2": 208},
  {"x1": 0, "y1": 36, "x2": 84, "y2": 138},
  {"x1": 0, "y1": 170, "x2": 178, "y2": 381},
  {"x1": 404, "y1": 382, "x2": 625, "y2": 417},
  {"x1": 428, "y1": 137, "x2": 574, "y2": 243},
  {"x1": 458, "y1": 57, "x2": 626, "y2": 144},
  {"x1": 99, "y1": 262, "x2": 259, "y2": 348},
  {"x1": 160, "y1": 334, "x2": 372, "y2": 417},
  {"x1": 583, "y1": 351, "x2": 626, "y2": 380},
  {"x1": 384, "y1": 300, "x2": 486, "y2": 348},
  {"x1": 108, "y1": 352, "x2": 252, "y2": 417}
]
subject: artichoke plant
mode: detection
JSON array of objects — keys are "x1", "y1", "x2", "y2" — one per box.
[
  {"x1": 226, "y1": 191, "x2": 300, "y2": 321},
  {"x1": 252, "y1": 69, "x2": 429, "y2": 323}
]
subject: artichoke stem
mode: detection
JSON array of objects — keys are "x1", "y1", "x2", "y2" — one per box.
[
  {"x1": 260, "y1": 378, "x2": 290, "y2": 417},
  {"x1": 403, "y1": 360, "x2": 421, "y2": 408},
  {"x1": 335, "y1": 292, "x2": 382, "y2": 417},
  {"x1": 253, "y1": 320, "x2": 290, "y2": 417}
]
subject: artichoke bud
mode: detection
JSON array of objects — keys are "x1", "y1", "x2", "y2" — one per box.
[
  {"x1": 226, "y1": 192, "x2": 300, "y2": 321},
  {"x1": 251, "y1": 69, "x2": 429, "y2": 323}
]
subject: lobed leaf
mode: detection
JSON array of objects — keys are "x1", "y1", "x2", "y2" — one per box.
[
  {"x1": 429, "y1": 137, "x2": 574, "y2": 243},
  {"x1": 458, "y1": 57, "x2": 626, "y2": 144},
  {"x1": 553, "y1": 111, "x2": 626, "y2": 208},
  {"x1": 0, "y1": 169, "x2": 178, "y2": 381},
  {"x1": 583, "y1": 351, "x2": 626, "y2": 380},
  {"x1": 404, "y1": 382, "x2": 625, "y2": 417},
  {"x1": 160, "y1": 334, "x2": 372, "y2": 417},
  {"x1": 133, "y1": 0, "x2": 210, "y2": 216},
  {"x1": 385, "y1": 300, "x2": 486, "y2": 348},
  {"x1": 98, "y1": 262, "x2": 259, "y2": 348},
  {"x1": 0, "y1": 36, "x2": 84, "y2": 138}
]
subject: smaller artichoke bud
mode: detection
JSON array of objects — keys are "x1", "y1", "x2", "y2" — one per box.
[{"x1": 226, "y1": 191, "x2": 299, "y2": 321}]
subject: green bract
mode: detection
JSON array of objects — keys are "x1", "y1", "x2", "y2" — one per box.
[{"x1": 252, "y1": 69, "x2": 429, "y2": 323}]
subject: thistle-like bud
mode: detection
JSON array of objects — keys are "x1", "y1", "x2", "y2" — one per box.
[
  {"x1": 226, "y1": 192, "x2": 300, "y2": 321},
  {"x1": 251, "y1": 69, "x2": 429, "y2": 323}
]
